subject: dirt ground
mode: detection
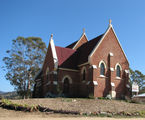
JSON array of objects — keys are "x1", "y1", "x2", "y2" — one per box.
[
  {"x1": 0, "y1": 107, "x2": 145, "y2": 120},
  {"x1": 11, "y1": 98, "x2": 145, "y2": 113}
]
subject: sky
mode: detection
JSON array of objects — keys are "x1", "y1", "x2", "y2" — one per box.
[{"x1": 0, "y1": 0, "x2": 145, "y2": 92}]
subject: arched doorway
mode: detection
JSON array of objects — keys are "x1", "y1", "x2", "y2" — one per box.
[{"x1": 63, "y1": 78, "x2": 70, "y2": 95}]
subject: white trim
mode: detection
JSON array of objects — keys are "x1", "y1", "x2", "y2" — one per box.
[
  {"x1": 88, "y1": 25, "x2": 111, "y2": 63},
  {"x1": 110, "y1": 67, "x2": 114, "y2": 71},
  {"x1": 46, "y1": 81, "x2": 51, "y2": 85},
  {"x1": 93, "y1": 81, "x2": 98, "y2": 85},
  {"x1": 59, "y1": 68, "x2": 79, "y2": 72},
  {"x1": 62, "y1": 75, "x2": 72, "y2": 84},
  {"x1": 115, "y1": 63, "x2": 122, "y2": 71},
  {"x1": 111, "y1": 25, "x2": 129, "y2": 63},
  {"x1": 100, "y1": 75, "x2": 105, "y2": 78},
  {"x1": 99, "y1": 60, "x2": 107, "y2": 68},
  {"x1": 88, "y1": 24, "x2": 129, "y2": 64},
  {"x1": 53, "y1": 81, "x2": 58, "y2": 85},
  {"x1": 116, "y1": 76, "x2": 121, "y2": 79},
  {"x1": 53, "y1": 71, "x2": 57, "y2": 74},
  {"x1": 78, "y1": 62, "x2": 89, "y2": 67},
  {"x1": 126, "y1": 84, "x2": 130, "y2": 88},
  {"x1": 50, "y1": 37, "x2": 58, "y2": 69},
  {"x1": 92, "y1": 65, "x2": 97, "y2": 69},
  {"x1": 81, "y1": 66, "x2": 87, "y2": 74},
  {"x1": 125, "y1": 70, "x2": 129, "y2": 74},
  {"x1": 73, "y1": 33, "x2": 88, "y2": 49},
  {"x1": 111, "y1": 82, "x2": 115, "y2": 87},
  {"x1": 109, "y1": 52, "x2": 114, "y2": 57},
  {"x1": 86, "y1": 81, "x2": 90, "y2": 85}
]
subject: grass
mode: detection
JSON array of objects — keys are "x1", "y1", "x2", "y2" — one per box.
[{"x1": 0, "y1": 98, "x2": 145, "y2": 117}]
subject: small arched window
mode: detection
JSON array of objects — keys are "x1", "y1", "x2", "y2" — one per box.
[
  {"x1": 100, "y1": 63, "x2": 105, "y2": 75},
  {"x1": 82, "y1": 69, "x2": 86, "y2": 80},
  {"x1": 46, "y1": 67, "x2": 49, "y2": 80},
  {"x1": 116, "y1": 65, "x2": 121, "y2": 77}
]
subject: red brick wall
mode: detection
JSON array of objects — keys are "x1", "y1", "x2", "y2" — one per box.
[
  {"x1": 41, "y1": 44, "x2": 55, "y2": 97},
  {"x1": 78, "y1": 64, "x2": 94, "y2": 97},
  {"x1": 91, "y1": 27, "x2": 129, "y2": 98},
  {"x1": 58, "y1": 69, "x2": 79, "y2": 97}
]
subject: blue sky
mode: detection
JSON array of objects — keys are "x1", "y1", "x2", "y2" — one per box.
[{"x1": 0, "y1": 0, "x2": 145, "y2": 92}]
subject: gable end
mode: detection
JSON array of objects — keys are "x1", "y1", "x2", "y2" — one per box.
[{"x1": 88, "y1": 24, "x2": 129, "y2": 65}]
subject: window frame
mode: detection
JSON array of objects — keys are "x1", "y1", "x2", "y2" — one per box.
[
  {"x1": 115, "y1": 63, "x2": 122, "y2": 79},
  {"x1": 99, "y1": 60, "x2": 106, "y2": 77}
]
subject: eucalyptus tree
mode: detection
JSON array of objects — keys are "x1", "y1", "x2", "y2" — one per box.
[
  {"x1": 130, "y1": 68, "x2": 145, "y2": 91},
  {"x1": 3, "y1": 37, "x2": 47, "y2": 98}
]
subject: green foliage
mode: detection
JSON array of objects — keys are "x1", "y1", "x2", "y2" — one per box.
[
  {"x1": 130, "y1": 68, "x2": 145, "y2": 91},
  {"x1": 3, "y1": 36, "x2": 47, "y2": 98},
  {"x1": 138, "y1": 110, "x2": 145, "y2": 117},
  {"x1": 1, "y1": 99, "x2": 39, "y2": 112}
]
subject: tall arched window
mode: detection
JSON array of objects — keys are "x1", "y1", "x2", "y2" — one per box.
[
  {"x1": 100, "y1": 63, "x2": 105, "y2": 75},
  {"x1": 81, "y1": 67, "x2": 87, "y2": 81},
  {"x1": 116, "y1": 65, "x2": 121, "y2": 77},
  {"x1": 82, "y1": 69, "x2": 86, "y2": 80}
]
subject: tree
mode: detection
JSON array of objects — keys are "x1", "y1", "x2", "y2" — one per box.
[
  {"x1": 130, "y1": 68, "x2": 145, "y2": 91},
  {"x1": 3, "y1": 37, "x2": 47, "y2": 98}
]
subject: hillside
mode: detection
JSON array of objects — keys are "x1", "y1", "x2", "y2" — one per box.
[
  {"x1": 0, "y1": 91, "x2": 5, "y2": 94},
  {"x1": 11, "y1": 98, "x2": 145, "y2": 113},
  {"x1": 0, "y1": 91, "x2": 19, "y2": 99}
]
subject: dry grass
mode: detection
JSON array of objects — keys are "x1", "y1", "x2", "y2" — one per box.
[
  {"x1": 11, "y1": 98, "x2": 145, "y2": 113},
  {"x1": 0, "y1": 107, "x2": 145, "y2": 120}
]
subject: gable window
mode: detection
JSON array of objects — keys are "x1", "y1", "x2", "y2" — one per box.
[
  {"x1": 100, "y1": 63, "x2": 105, "y2": 75},
  {"x1": 116, "y1": 65, "x2": 121, "y2": 77}
]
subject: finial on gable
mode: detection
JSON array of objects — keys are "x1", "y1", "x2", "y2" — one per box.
[
  {"x1": 109, "y1": 19, "x2": 112, "y2": 25},
  {"x1": 83, "y1": 28, "x2": 85, "y2": 34},
  {"x1": 109, "y1": 19, "x2": 112, "y2": 27},
  {"x1": 51, "y1": 34, "x2": 53, "y2": 39}
]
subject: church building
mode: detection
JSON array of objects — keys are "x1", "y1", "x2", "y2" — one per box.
[{"x1": 33, "y1": 21, "x2": 131, "y2": 99}]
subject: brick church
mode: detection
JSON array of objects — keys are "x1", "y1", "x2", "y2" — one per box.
[{"x1": 33, "y1": 21, "x2": 131, "y2": 99}]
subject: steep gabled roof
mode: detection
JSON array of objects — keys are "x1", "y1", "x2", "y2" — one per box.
[
  {"x1": 66, "y1": 40, "x2": 78, "y2": 49},
  {"x1": 55, "y1": 46, "x2": 76, "y2": 66},
  {"x1": 89, "y1": 24, "x2": 129, "y2": 64},
  {"x1": 77, "y1": 34, "x2": 103, "y2": 65},
  {"x1": 72, "y1": 33, "x2": 88, "y2": 50},
  {"x1": 66, "y1": 32, "x2": 88, "y2": 50},
  {"x1": 59, "y1": 34, "x2": 103, "y2": 69}
]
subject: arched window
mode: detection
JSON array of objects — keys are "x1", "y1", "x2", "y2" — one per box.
[
  {"x1": 100, "y1": 63, "x2": 105, "y2": 75},
  {"x1": 115, "y1": 63, "x2": 122, "y2": 78},
  {"x1": 116, "y1": 65, "x2": 121, "y2": 77},
  {"x1": 81, "y1": 67, "x2": 87, "y2": 81},
  {"x1": 82, "y1": 69, "x2": 86, "y2": 80}
]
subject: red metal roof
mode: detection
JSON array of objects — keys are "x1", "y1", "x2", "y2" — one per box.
[
  {"x1": 57, "y1": 34, "x2": 103, "y2": 69},
  {"x1": 55, "y1": 46, "x2": 76, "y2": 66}
]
